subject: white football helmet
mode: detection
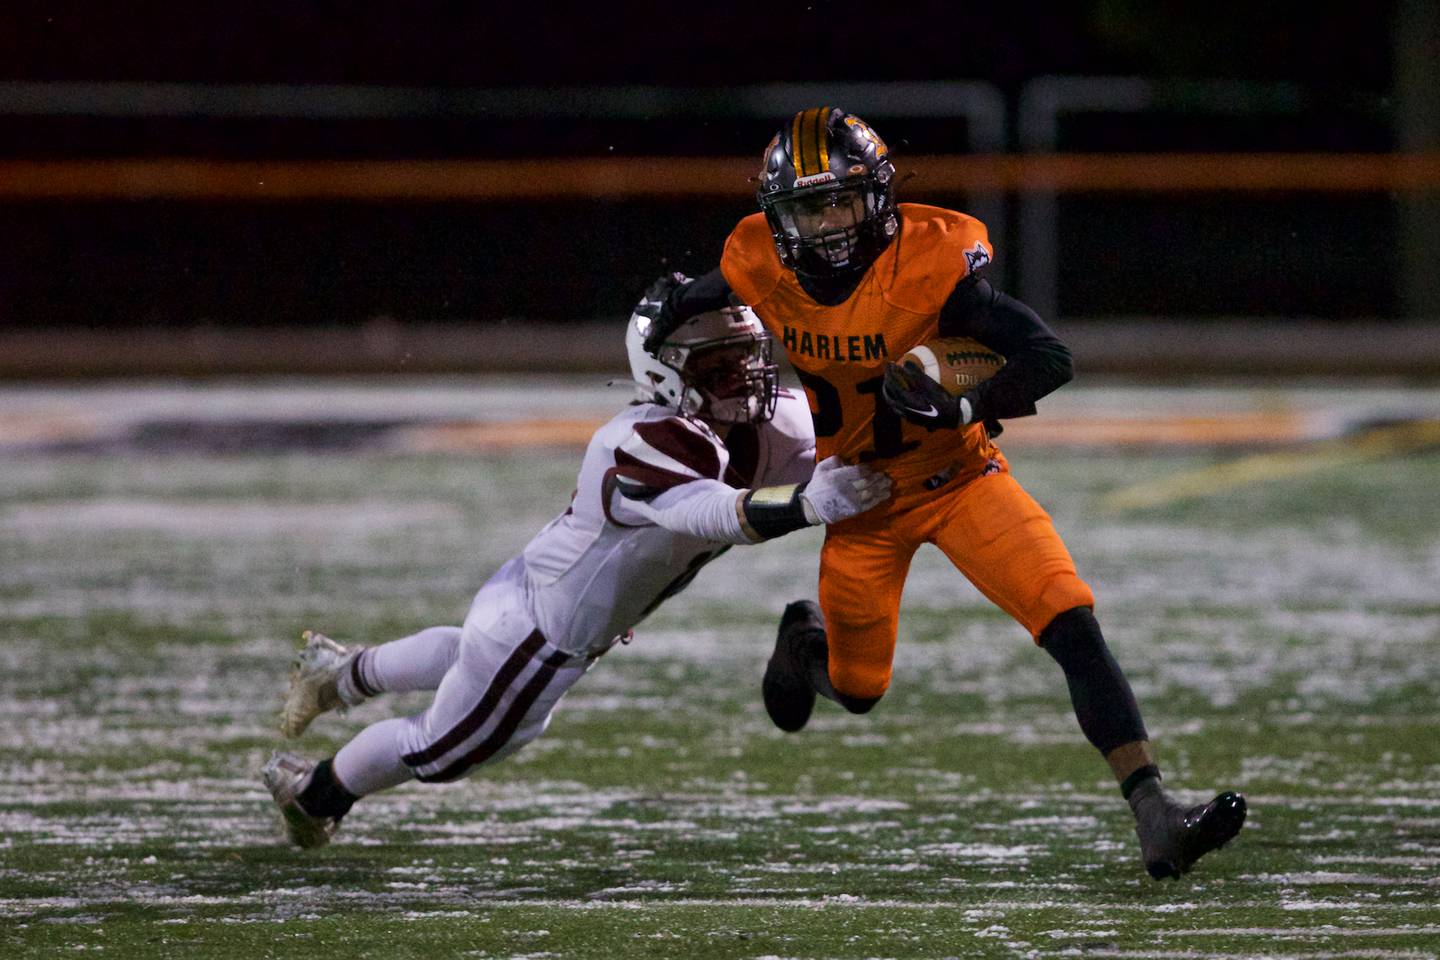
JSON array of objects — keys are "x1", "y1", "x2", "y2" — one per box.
[{"x1": 626, "y1": 298, "x2": 779, "y2": 424}]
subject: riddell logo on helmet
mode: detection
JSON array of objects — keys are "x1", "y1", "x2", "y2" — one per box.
[{"x1": 794, "y1": 172, "x2": 837, "y2": 187}]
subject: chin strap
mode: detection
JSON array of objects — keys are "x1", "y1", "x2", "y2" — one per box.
[{"x1": 680, "y1": 386, "x2": 706, "y2": 417}]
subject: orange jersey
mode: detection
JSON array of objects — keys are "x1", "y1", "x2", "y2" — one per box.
[{"x1": 721, "y1": 203, "x2": 999, "y2": 497}]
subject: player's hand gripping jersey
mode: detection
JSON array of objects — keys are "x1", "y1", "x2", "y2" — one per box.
[
  {"x1": 722, "y1": 204, "x2": 999, "y2": 502},
  {"x1": 518, "y1": 295, "x2": 889, "y2": 659}
]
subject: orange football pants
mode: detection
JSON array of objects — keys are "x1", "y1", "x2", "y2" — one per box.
[{"x1": 817, "y1": 462, "x2": 1095, "y2": 700}]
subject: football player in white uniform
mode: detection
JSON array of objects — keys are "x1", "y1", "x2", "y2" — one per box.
[{"x1": 262, "y1": 282, "x2": 893, "y2": 848}]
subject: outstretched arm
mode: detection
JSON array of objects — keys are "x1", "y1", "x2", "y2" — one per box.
[
  {"x1": 612, "y1": 456, "x2": 891, "y2": 545},
  {"x1": 638, "y1": 268, "x2": 735, "y2": 355}
]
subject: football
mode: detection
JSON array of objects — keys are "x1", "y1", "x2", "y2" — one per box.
[{"x1": 897, "y1": 337, "x2": 1005, "y2": 395}]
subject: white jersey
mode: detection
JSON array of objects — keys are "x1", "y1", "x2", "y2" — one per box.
[{"x1": 519, "y1": 390, "x2": 814, "y2": 656}]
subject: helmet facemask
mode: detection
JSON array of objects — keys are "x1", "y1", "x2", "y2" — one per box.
[
  {"x1": 659, "y1": 331, "x2": 783, "y2": 423},
  {"x1": 626, "y1": 303, "x2": 779, "y2": 425},
  {"x1": 763, "y1": 178, "x2": 894, "y2": 278},
  {"x1": 680, "y1": 335, "x2": 779, "y2": 424}
]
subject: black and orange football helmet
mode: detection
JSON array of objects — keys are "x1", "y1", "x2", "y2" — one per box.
[{"x1": 756, "y1": 107, "x2": 899, "y2": 280}]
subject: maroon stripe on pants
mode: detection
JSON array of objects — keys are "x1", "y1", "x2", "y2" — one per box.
[
  {"x1": 419, "y1": 648, "x2": 571, "y2": 783},
  {"x1": 401, "y1": 629, "x2": 545, "y2": 768}
]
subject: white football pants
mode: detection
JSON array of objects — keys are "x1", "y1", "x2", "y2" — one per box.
[{"x1": 332, "y1": 556, "x2": 598, "y2": 797}]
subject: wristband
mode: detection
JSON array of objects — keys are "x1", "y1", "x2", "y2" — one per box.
[{"x1": 736, "y1": 482, "x2": 814, "y2": 542}]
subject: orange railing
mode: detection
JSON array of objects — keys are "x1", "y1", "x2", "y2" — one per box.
[{"x1": 3, "y1": 154, "x2": 1439, "y2": 200}]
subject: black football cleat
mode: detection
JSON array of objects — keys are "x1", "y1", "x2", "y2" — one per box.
[
  {"x1": 1135, "y1": 788, "x2": 1248, "y2": 880},
  {"x1": 762, "y1": 600, "x2": 825, "y2": 732}
]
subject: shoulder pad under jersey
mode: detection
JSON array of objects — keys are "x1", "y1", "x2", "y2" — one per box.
[
  {"x1": 611, "y1": 415, "x2": 728, "y2": 502},
  {"x1": 884, "y1": 205, "x2": 994, "y2": 315}
]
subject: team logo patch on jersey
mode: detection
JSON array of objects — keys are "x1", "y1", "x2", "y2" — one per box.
[
  {"x1": 982, "y1": 457, "x2": 1002, "y2": 477},
  {"x1": 964, "y1": 241, "x2": 992, "y2": 274}
]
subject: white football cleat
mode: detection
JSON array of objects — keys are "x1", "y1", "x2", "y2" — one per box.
[
  {"x1": 278, "y1": 629, "x2": 365, "y2": 739},
  {"x1": 262, "y1": 751, "x2": 341, "y2": 849}
]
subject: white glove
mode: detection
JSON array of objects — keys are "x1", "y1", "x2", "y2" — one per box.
[{"x1": 799, "y1": 455, "x2": 893, "y2": 524}]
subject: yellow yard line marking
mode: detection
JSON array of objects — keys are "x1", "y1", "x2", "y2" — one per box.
[
  {"x1": 1001, "y1": 412, "x2": 1314, "y2": 448},
  {"x1": 395, "y1": 412, "x2": 1318, "y2": 455},
  {"x1": 0, "y1": 413, "x2": 101, "y2": 444},
  {"x1": 390, "y1": 419, "x2": 606, "y2": 452},
  {"x1": 1103, "y1": 420, "x2": 1440, "y2": 510}
]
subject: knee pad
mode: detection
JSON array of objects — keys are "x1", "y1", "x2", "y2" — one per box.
[
  {"x1": 1039, "y1": 605, "x2": 1147, "y2": 753},
  {"x1": 1038, "y1": 606, "x2": 1105, "y2": 671}
]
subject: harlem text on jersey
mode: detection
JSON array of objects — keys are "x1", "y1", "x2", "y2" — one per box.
[{"x1": 781, "y1": 327, "x2": 888, "y2": 363}]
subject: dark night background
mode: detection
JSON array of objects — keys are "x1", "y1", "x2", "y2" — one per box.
[{"x1": 0, "y1": 1, "x2": 1428, "y2": 330}]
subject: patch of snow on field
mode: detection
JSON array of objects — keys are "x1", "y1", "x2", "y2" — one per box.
[
  {"x1": 4, "y1": 499, "x2": 463, "y2": 537},
  {"x1": 918, "y1": 842, "x2": 1033, "y2": 862}
]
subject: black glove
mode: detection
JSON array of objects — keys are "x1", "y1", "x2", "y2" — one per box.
[
  {"x1": 636, "y1": 272, "x2": 691, "y2": 355},
  {"x1": 881, "y1": 361, "x2": 967, "y2": 431}
]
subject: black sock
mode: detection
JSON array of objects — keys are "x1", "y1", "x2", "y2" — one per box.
[
  {"x1": 1120, "y1": 764, "x2": 1162, "y2": 801},
  {"x1": 1039, "y1": 607, "x2": 1148, "y2": 755},
  {"x1": 296, "y1": 758, "x2": 358, "y2": 819}
]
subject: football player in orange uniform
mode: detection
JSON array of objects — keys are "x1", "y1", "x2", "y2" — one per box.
[{"x1": 636, "y1": 106, "x2": 1246, "y2": 880}]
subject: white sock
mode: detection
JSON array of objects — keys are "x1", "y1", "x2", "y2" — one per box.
[
  {"x1": 336, "y1": 625, "x2": 463, "y2": 702},
  {"x1": 332, "y1": 717, "x2": 415, "y2": 797}
]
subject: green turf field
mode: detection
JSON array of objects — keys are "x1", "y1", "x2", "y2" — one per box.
[{"x1": 2, "y1": 381, "x2": 1438, "y2": 959}]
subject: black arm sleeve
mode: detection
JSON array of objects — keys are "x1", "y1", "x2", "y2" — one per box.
[
  {"x1": 663, "y1": 267, "x2": 734, "y2": 324},
  {"x1": 937, "y1": 276, "x2": 1073, "y2": 424}
]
